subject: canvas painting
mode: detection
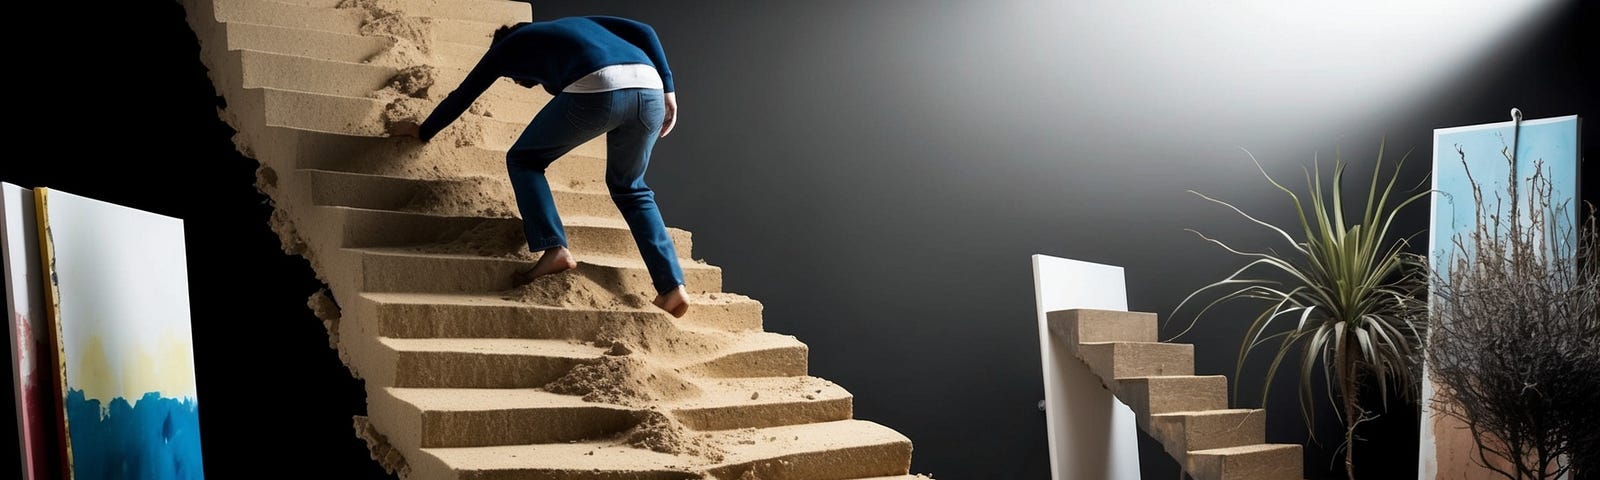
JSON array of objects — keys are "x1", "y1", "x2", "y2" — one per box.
[
  {"x1": 3, "y1": 183, "x2": 59, "y2": 479},
  {"x1": 35, "y1": 188, "x2": 205, "y2": 479},
  {"x1": 1422, "y1": 115, "x2": 1581, "y2": 478}
]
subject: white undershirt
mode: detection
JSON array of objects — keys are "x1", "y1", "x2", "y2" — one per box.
[{"x1": 562, "y1": 64, "x2": 664, "y2": 93}]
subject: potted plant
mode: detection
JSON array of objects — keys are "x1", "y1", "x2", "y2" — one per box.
[{"x1": 1172, "y1": 143, "x2": 1431, "y2": 479}]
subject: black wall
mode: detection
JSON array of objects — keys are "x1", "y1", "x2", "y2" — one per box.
[{"x1": 3, "y1": 1, "x2": 1595, "y2": 478}]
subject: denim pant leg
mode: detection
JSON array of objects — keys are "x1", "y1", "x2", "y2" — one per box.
[
  {"x1": 507, "y1": 93, "x2": 610, "y2": 252},
  {"x1": 606, "y1": 89, "x2": 685, "y2": 294}
]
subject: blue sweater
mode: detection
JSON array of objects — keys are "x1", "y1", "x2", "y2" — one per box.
[{"x1": 418, "y1": 16, "x2": 674, "y2": 141}]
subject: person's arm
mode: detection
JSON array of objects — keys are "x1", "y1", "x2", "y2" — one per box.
[
  {"x1": 417, "y1": 47, "x2": 503, "y2": 142},
  {"x1": 586, "y1": 16, "x2": 674, "y2": 93}
]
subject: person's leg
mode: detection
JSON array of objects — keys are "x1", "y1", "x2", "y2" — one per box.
[
  {"x1": 507, "y1": 92, "x2": 612, "y2": 281},
  {"x1": 605, "y1": 88, "x2": 689, "y2": 316}
]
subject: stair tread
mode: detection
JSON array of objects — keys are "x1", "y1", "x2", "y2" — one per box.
[
  {"x1": 1189, "y1": 443, "x2": 1301, "y2": 455},
  {"x1": 424, "y1": 419, "x2": 907, "y2": 470},
  {"x1": 1152, "y1": 408, "x2": 1262, "y2": 418},
  {"x1": 385, "y1": 376, "x2": 848, "y2": 413},
  {"x1": 1079, "y1": 341, "x2": 1189, "y2": 347},
  {"x1": 360, "y1": 290, "x2": 758, "y2": 309},
  {"x1": 379, "y1": 337, "x2": 604, "y2": 358}
]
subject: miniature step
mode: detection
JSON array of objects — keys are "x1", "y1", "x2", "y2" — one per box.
[
  {"x1": 1076, "y1": 341, "x2": 1194, "y2": 381},
  {"x1": 1114, "y1": 375, "x2": 1229, "y2": 426},
  {"x1": 1148, "y1": 409, "x2": 1267, "y2": 459},
  {"x1": 1046, "y1": 308, "x2": 1158, "y2": 347},
  {"x1": 1185, "y1": 444, "x2": 1303, "y2": 480}
]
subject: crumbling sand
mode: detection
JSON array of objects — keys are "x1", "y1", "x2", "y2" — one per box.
[
  {"x1": 307, "y1": 289, "x2": 342, "y2": 352},
  {"x1": 386, "y1": 65, "x2": 435, "y2": 98},
  {"x1": 621, "y1": 409, "x2": 725, "y2": 462},
  {"x1": 543, "y1": 356, "x2": 700, "y2": 406},
  {"x1": 353, "y1": 415, "x2": 411, "y2": 477}
]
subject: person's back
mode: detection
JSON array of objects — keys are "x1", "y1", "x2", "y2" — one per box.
[{"x1": 394, "y1": 16, "x2": 689, "y2": 317}]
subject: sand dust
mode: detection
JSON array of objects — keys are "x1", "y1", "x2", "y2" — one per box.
[
  {"x1": 621, "y1": 409, "x2": 725, "y2": 462},
  {"x1": 359, "y1": 14, "x2": 435, "y2": 55},
  {"x1": 353, "y1": 415, "x2": 411, "y2": 477},
  {"x1": 543, "y1": 356, "x2": 700, "y2": 406},
  {"x1": 502, "y1": 268, "x2": 648, "y2": 310}
]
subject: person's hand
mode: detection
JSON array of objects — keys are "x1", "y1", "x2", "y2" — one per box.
[
  {"x1": 388, "y1": 120, "x2": 421, "y2": 138},
  {"x1": 660, "y1": 92, "x2": 677, "y2": 138}
]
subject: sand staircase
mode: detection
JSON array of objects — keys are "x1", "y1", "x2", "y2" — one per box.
[
  {"x1": 178, "y1": 0, "x2": 919, "y2": 478},
  {"x1": 1048, "y1": 309, "x2": 1303, "y2": 479}
]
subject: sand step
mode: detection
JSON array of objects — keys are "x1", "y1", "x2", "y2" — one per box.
[
  {"x1": 1148, "y1": 409, "x2": 1266, "y2": 460},
  {"x1": 372, "y1": 377, "x2": 851, "y2": 448},
  {"x1": 207, "y1": 0, "x2": 507, "y2": 45},
  {"x1": 672, "y1": 376, "x2": 851, "y2": 430},
  {"x1": 250, "y1": 86, "x2": 530, "y2": 144},
  {"x1": 1114, "y1": 375, "x2": 1228, "y2": 425},
  {"x1": 411, "y1": 420, "x2": 910, "y2": 480},
  {"x1": 1076, "y1": 341, "x2": 1194, "y2": 382},
  {"x1": 316, "y1": 205, "x2": 694, "y2": 260},
  {"x1": 705, "y1": 420, "x2": 913, "y2": 480},
  {"x1": 270, "y1": 0, "x2": 532, "y2": 26},
  {"x1": 301, "y1": 169, "x2": 617, "y2": 220},
  {"x1": 347, "y1": 247, "x2": 722, "y2": 295},
  {"x1": 675, "y1": 332, "x2": 808, "y2": 379},
  {"x1": 274, "y1": 132, "x2": 606, "y2": 192},
  {"x1": 353, "y1": 291, "x2": 762, "y2": 338},
  {"x1": 371, "y1": 387, "x2": 635, "y2": 449},
  {"x1": 214, "y1": 22, "x2": 486, "y2": 70},
  {"x1": 230, "y1": 48, "x2": 545, "y2": 122},
  {"x1": 1047, "y1": 309, "x2": 1158, "y2": 347},
  {"x1": 366, "y1": 332, "x2": 804, "y2": 389},
  {"x1": 369, "y1": 337, "x2": 602, "y2": 388},
  {"x1": 1184, "y1": 444, "x2": 1303, "y2": 480}
]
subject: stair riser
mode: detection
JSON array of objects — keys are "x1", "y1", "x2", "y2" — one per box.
[
  {"x1": 1150, "y1": 411, "x2": 1266, "y2": 459},
  {"x1": 394, "y1": 352, "x2": 588, "y2": 388},
  {"x1": 686, "y1": 346, "x2": 809, "y2": 378},
  {"x1": 1186, "y1": 445, "x2": 1303, "y2": 480},
  {"x1": 246, "y1": 122, "x2": 605, "y2": 188},
  {"x1": 306, "y1": 171, "x2": 616, "y2": 219},
  {"x1": 234, "y1": 49, "x2": 546, "y2": 122},
  {"x1": 706, "y1": 442, "x2": 913, "y2": 480},
  {"x1": 1117, "y1": 377, "x2": 1229, "y2": 424},
  {"x1": 1048, "y1": 309, "x2": 1158, "y2": 346},
  {"x1": 1077, "y1": 343, "x2": 1195, "y2": 382},
  {"x1": 210, "y1": 0, "x2": 501, "y2": 46},
  {"x1": 357, "y1": 253, "x2": 722, "y2": 295},
  {"x1": 355, "y1": 298, "x2": 763, "y2": 339}
]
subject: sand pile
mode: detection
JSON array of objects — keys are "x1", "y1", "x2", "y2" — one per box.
[
  {"x1": 543, "y1": 356, "x2": 700, "y2": 406},
  {"x1": 338, "y1": 0, "x2": 436, "y2": 65},
  {"x1": 399, "y1": 176, "x2": 518, "y2": 217},
  {"x1": 502, "y1": 269, "x2": 648, "y2": 310},
  {"x1": 621, "y1": 409, "x2": 725, "y2": 461}
]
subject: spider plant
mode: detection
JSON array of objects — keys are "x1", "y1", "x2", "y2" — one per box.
[{"x1": 1171, "y1": 143, "x2": 1430, "y2": 479}]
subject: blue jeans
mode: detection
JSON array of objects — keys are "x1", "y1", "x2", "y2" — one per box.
[{"x1": 506, "y1": 88, "x2": 684, "y2": 295}]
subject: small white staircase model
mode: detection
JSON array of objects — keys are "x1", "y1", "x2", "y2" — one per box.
[{"x1": 1049, "y1": 308, "x2": 1304, "y2": 480}]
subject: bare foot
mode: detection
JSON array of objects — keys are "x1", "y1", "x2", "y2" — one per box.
[
  {"x1": 652, "y1": 285, "x2": 691, "y2": 318},
  {"x1": 513, "y1": 246, "x2": 576, "y2": 285}
]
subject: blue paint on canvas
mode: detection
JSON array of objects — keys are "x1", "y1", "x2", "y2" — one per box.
[
  {"x1": 1431, "y1": 116, "x2": 1580, "y2": 276},
  {"x1": 64, "y1": 389, "x2": 204, "y2": 480}
]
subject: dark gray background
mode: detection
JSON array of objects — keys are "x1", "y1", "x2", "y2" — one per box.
[{"x1": 1, "y1": 1, "x2": 1594, "y2": 478}]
